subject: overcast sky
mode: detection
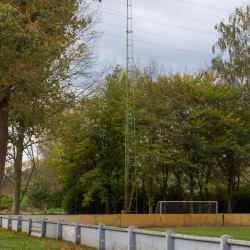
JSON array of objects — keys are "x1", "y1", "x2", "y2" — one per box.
[{"x1": 92, "y1": 0, "x2": 250, "y2": 73}]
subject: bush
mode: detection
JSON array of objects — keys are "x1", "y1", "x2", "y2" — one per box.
[
  {"x1": 20, "y1": 195, "x2": 29, "y2": 211},
  {"x1": 1, "y1": 195, "x2": 13, "y2": 210},
  {"x1": 62, "y1": 186, "x2": 104, "y2": 214},
  {"x1": 27, "y1": 177, "x2": 50, "y2": 209}
]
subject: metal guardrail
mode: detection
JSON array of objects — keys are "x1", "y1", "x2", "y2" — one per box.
[{"x1": 0, "y1": 215, "x2": 249, "y2": 250}]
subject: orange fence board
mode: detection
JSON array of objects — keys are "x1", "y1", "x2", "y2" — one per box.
[
  {"x1": 77, "y1": 214, "x2": 250, "y2": 228},
  {"x1": 224, "y1": 214, "x2": 250, "y2": 227},
  {"x1": 80, "y1": 214, "x2": 121, "y2": 227},
  {"x1": 155, "y1": 214, "x2": 222, "y2": 228},
  {"x1": 121, "y1": 214, "x2": 156, "y2": 228}
]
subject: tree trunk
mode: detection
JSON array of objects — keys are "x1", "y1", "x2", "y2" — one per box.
[
  {"x1": 162, "y1": 164, "x2": 169, "y2": 214},
  {"x1": 0, "y1": 100, "x2": 8, "y2": 209},
  {"x1": 204, "y1": 169, "x2": 210, "y2": 201},
  {"x1": 142, "y1": 179, "x2": 147, "y2": 214},
  {"x1": 105, "y1": 186, "x2": 111, "y2": 214},
  {"x1": 189, "y1": 174, "x2": 194, "y2": 213},
  {"x1": 12, "y1": 133, "x2": 24, "y2": 215},
  {"x1": 227, "y1": 182, "x2": 233, "y2": 213},
  {"x1": 198, "y1": 181, "x2": 202, "y2": 214},
  {"x1": 148, "y1": 196, "x2": 154, "y2": 214}
]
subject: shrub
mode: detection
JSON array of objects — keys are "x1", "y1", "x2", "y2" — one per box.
[{"x1": 1, "y1": 195, "x2": 13, "y2": 210}]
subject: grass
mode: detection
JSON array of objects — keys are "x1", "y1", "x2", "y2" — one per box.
[
  {"x1": 21, "y1": 208, "x2": 66, "y2": 214},
  {"x1": 141, "y1": 227, "x2": 250, "y2": 241},
  {"x1": 0, "y1": 227, "x2": 97, "y2": 250}
]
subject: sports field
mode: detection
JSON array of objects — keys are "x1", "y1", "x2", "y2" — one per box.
[{"x1": 141, "y1": 227, "x2": 250, "y2": 241}]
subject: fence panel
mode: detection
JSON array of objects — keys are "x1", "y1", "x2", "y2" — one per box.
[
  {"x1": 62, "y1": 223, "x2": 75, "y2": 243},
  {"x1": 104, "y1": 227, "x2": 128, "y2": 250},
  {"x1": 45, "y1": 222, "x2": 57, "y2": 238},
  {"x1": 20, "y1": 219, "x2": 29, "y2": 233},
  {"x1": 80, "y1": 225, "x2": 99, "y2": 248}
]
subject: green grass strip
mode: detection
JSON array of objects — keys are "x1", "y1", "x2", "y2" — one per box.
[
  {"x1": 141, "y1": 227, "x2": 250, "y2": 241},
  {"x1": 0, "y1": 227, "x2": 97, "y2": 250}
]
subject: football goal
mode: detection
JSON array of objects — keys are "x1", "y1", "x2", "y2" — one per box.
[{"x1": 155, "y1": 201, "x2": 218, "y2": 214}]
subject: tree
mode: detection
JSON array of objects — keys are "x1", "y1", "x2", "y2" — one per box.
[
  {"x1": 49, "y1": 67, "x2": 126, "y2": 214},
  {"x1": 0, "y1": 0, "x2": 100, "y2": 210},
  {"x1": 177, "y1": 72, "x2": 250, "y2": 213},
  {"x1": 212, "y1": 6, "x2": 250, "y2": 87}
]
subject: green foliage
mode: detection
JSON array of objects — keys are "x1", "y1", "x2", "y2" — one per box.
[
  {"x1": 49, "y1": 67, "x2": 126, "y2": 214},
  {"x1": 46, "y1": 66, "x2": 250, "y2": 214},
  {"x1": 212, "y1": 6, "x2": 250, "y2": 87},
  {"x1": 26, "y1": 176, "x2": 64, "y2": 209},
  {"x1": 27, "y1": 177, "x2": 50, "y2": 209},
  {"x1": 61, "y1": 186, "x2": 104, "y2": 214},
  {"x1": 1, "y1": 195, "x2": 13, "y2": 210},
  {"x1": 20, "y1": 195, "x2": 29, "y2": 211}
]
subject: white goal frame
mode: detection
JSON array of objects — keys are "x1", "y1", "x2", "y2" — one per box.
[{"x1": 158, "y1": 201, "x2": 218, "y2": 214}]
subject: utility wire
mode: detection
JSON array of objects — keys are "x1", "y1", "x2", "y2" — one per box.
[
  {"x1": 106, "y1": 0, "x2": 215, "y2": 24},
  {"x1": 103, "y1": 33, "x2": 214, "y2": 57},
  {"x1": 171, "y1": 0, "x2": 232, "y2": 13},
  {"x1": 99, "y1": 9, "x2": 219, "y2": 36},
  {"x1": 101, "y1": 22, "x2": 213, "y2": 46},
  {"x1": 99, "y1": 46, "x2": 201, "y2": 66}
]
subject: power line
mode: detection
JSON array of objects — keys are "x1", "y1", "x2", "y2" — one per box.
[
  {"x1": 106, "y1": 0, "x2": 215, "y2": 24},
  {"x1": 99, "y1": 46, "x2": 201, "y2": 66},
  {"x1": 171, "y1": 0, "x2": 232, "y2": 13},
  {"x1": 103, "y1": 33, "x2": 214, "y2": 57},
  {"x1": 101, "y1": 23, "x2": 213, "y2": 46},
  {"x1": 98, "y1": 8, "x2": 219, "y2": 36}
]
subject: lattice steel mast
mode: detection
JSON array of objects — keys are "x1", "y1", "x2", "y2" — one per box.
[{"x1": 124, "y1": 0, "x2": 137, "y2": 214}]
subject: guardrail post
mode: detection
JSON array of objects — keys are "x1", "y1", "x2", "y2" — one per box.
[
  {"x1": 41, "y1": 218, "x2": 48, "y2": 237},
  {"x1": 28, "y1": 218, "x2": 32, "y2": 235},
  {"x1": 56, "y1": 220, "x2": 64, "y2": 240},
  {"x1": 128, "y1": 226, "x2": 137, "y2": 250},
  {"x1": 220, "y1": 235, "x2": 233, "y2": 250},
  {"x1": 74, "y1": 221, "x2": 81, "y2": 245},
  {"x1": 98, "y1": 223, "x2": 106, "y2": 250},
  {"x1": 166, "y1": 230, "x2": 175, "y2": 250},
  {"x1": 7, "y1": 216, "x2": 11, "y2": 230},
  {"x1": 17, "y1": 216, "x2": 22, "y2": 232}
]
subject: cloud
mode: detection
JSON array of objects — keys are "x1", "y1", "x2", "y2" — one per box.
[{"x1": 96, "y1": 0, "x2": 246, "y2": 72}]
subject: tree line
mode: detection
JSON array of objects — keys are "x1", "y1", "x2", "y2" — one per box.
[
  {"x1": 45, "y1": 66, "x2": 250, "y2": 214},
  {"x1": 1, "y1": 2, "x2": 250, "y2": 214}
]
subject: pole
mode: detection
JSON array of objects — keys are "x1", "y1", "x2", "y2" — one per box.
[{"x1": 125, "y1": 0, "x2": 137, "y2": 214}]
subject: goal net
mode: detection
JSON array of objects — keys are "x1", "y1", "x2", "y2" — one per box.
[{"x1": 155, "y1": 201, "x2": 218, "y2": 214}]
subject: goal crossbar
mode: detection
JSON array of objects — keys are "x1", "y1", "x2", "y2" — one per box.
[{"x1": 158, "y1": 201, "x2": 218, "y2": 214}]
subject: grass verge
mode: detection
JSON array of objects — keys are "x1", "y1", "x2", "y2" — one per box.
[
  {"x1": 0, "y1": 227, "x2": 97, "y2": 250},
  {"x1": 141, "y1": 227, "x2": 250, "y2": 241}
]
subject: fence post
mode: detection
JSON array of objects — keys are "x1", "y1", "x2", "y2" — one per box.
[
  {"x1": 17, "y1": 216, "x2": 22, "y2": 232},
  {"x1": 28, "y1": 218, "x2": 32, "y2": 235},
  {"x1": 74, "y1": 221, "x2": 81, "y2": 245},
  {"x1": 7, "y1": 216, "x2": 11, "y2": 230},
  {"x1": 41, "y1": 218, "x2": 48, "y2": 237},
  {"x1": 98, "y1": 223, "x2": 106, "y2": 250},
  {"x1": 166, "y1": 230, "x2": 175, "y2": 250},
  {"x1": 56, "y1": 220, "x2": 64, "y2": 240},
  {"x1": 0, "y1": 216, "x2": 2, "y2": 227},
  {"x1": 128, "y1": 226, "x2": 137, "y2": 250},
  {"x1": 220, "y1": 235, "x2": 233, "y2": 250}
]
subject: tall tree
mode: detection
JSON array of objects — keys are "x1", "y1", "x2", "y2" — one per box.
[
  {"x1": 0, "y1": 0, "x2": 99, "y2": 208},
  {"x1": 177, "y1": 72, "x2": 250, "y2": 213},
  {"x1": 212, "y1": 6, "x2": 250, "y2": 87},
  {"x1": 49, "y1": 68, "x2": 126, "y2": 214}
]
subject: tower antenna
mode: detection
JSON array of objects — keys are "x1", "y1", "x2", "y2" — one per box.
[{"x1": 125, "y1": 0, "x2": 137, "y2": 214}]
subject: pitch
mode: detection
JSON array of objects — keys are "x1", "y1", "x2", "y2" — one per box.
[{"x1": 141, "y1": 227, "x2": 250, "y2": 241}]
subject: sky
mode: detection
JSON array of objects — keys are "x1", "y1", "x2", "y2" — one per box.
[{"x1": 92, "y1": 0, "x2": 250, "y2": 73}]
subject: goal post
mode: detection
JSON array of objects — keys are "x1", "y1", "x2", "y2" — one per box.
[{"x1": 156, "y1": 201, "x2": 218, "y2": 214}]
